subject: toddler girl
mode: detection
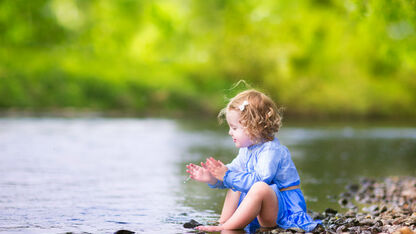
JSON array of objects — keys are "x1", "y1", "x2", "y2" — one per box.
[{"x1": 186, "y1": 89, "x2": 321, "y2": 232}]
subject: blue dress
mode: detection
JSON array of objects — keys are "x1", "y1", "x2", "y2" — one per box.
[{"x1": 208, "y1": 138, "x2": 321, "y2": 232}]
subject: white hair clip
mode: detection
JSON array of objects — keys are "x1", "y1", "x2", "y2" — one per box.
[{"x1": 239, "y1": 100, "x2": 249, "y2": 111}]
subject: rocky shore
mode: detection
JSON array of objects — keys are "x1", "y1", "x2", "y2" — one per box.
[{"x1": 261, "y1": 176, "x2": 416, "y2": 234}]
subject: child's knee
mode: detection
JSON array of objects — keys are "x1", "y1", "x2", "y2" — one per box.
[
  {"x1": 252, "y1": 181, "x2": 269, "y2": 189},
  {"x1": 249, "y1": 181, "x2": 271, "y2": 196}
]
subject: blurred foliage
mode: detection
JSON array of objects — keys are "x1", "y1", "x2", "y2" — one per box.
[{"x1": 0, "y1": 0, "x2": 415, "y2": 118}]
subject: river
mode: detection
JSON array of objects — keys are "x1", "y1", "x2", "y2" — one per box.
[{"x1": 0, "y1": 117, "x2": 415, "y2": 233}]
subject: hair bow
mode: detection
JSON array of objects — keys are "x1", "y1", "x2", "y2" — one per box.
[{"x1": 239, "y1": 100, "x2": 249, "y2": 111}]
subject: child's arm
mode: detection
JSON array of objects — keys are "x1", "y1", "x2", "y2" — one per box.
[
  {"x1": 207, "y1": 147, "x2": 286, "y2": 193},
  {"x1": 186, "y1": 163, "x2": 217, "y2": 185}
]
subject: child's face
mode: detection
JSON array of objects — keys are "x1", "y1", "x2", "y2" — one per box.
[{"x1": 226, "y1": 110, "x2": 254, "y2": 148}]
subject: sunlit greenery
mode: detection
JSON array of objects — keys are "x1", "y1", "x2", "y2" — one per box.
[{"x1": 0, "y1": 0, "x2": 415, "y2": 118}]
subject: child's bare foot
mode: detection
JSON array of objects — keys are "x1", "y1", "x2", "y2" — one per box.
[{"x1": 195, "y1": 225, "x2": 224, "y2": 232}]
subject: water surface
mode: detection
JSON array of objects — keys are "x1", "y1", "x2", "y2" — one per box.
[{"x1": 0, "y1": 118, "x2": 415, "y2": 233}]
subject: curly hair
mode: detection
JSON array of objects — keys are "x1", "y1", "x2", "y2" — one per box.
[{"x1": 218, "y1": 89, "x2": 283, "y2": 143}]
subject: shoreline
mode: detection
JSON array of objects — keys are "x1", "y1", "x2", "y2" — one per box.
[{"x1": 263, "y1": 176, "x2": 416, "y2": 233}]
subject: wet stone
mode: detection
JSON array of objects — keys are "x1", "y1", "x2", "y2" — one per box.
[
  {"x1": 287, "y1": 227, "x2": 305, "y2": 233},
  {"x1": 359, "y1": 218, "x2": 375, "y2": 226},
  {"x1": 374, "y1": 220, "x2": 383, "y2": 227},
  {"x1": 344, "y1": 210, "x2": 356, "y2": 218},
  {"x1": 380, "y1": 205, "x2": 388, "y2": 213},
  {"x1": 346, "y1": 183, "x2": 359, "y2": 191},
  {"x1": 336, "y1": 225, "x2": 347, "y2": 232},
  {"x1": 363, "y1": 204, "x2": 379, "y2": 213},
  {"x1": 183, "y1": 219, "x2": 202, "y2": 228},
  {"x1": 345, "y1": 217, "x2": 359, "y2": 227},
  {"x1": 338, "y1": 198, "x2": 349, "y2": 206},
  {"x1": 308, "y1": 210, "x2": 325, "y2": 220},
  {"x1": 324, "y1": 208, "x2": 338, "y2": 217},
  {"x1": 340, "y1": 191, "x2": 352, "y2": 198},
  {"x1": 114, "y1": 230, "x2": 134, "y2": 234},
  {"x1": 311, "y1": 224, "x2": 325, "y2": 233}
]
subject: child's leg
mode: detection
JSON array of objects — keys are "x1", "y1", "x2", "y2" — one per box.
[
  {"x1": 221, "y1": 182, "x2": 278, "y2": 229},
  {"x1": 218, "y1": 189, "x2": 241, "y2": 224}
]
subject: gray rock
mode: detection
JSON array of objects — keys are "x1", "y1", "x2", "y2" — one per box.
[
  {"x1": 183, "y1": 219, "x2": 202, "y2": 228},
  {"x1": 359, "y1": 218, "x2": 375, "y2": 226}
]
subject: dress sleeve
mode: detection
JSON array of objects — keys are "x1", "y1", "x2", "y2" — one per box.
[
  {"x1": 207, "y1": 179, "x2": 227, "y2": 189},
  {"x1": 223, "y1": 147, "x2": 281, "y2": 193}
]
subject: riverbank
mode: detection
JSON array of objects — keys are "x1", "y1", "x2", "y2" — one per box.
[{"x1": 262, "y1": 176, "x2": 416, "y2": 233}]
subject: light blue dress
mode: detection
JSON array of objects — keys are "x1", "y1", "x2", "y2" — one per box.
[{"x1": 208, "y1": 138, "x2": 321, "y2": 232}]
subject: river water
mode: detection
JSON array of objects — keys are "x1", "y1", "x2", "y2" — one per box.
[{"x1": 0, "y1": 117, "x2": 415, "y2": 233}]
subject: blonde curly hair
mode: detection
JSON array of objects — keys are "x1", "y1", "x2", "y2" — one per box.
[{"x1": 218, "y1": 89, "x2": 283, "y2": 143}]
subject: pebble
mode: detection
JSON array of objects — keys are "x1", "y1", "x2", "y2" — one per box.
[
  {"x1": 183, "y1": 219, "x2": 202, "y2": 228},
  {"x1": 114, "y1": 230, "x2": 135, "y2": 234}
]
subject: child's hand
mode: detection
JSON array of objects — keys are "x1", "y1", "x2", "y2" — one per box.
[
  {"x1": 195, "y1": 225, "x2": 224, "y2": 232},
  {"x1": 205, "y1": 157, "x2": 228, "y2": 181},
  {"x1": 186, "y1": 163, "x2": 217, "y2": 185}
]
